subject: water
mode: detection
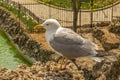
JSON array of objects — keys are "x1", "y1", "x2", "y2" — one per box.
[
  {"x1": 0, "y1": 28, "x2": 33, "y2": 69},
  {"x1": 0, "y1": 34, "x2": 25, "y2": 69}
]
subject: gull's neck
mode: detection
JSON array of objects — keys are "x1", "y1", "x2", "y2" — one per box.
[{"x1": 45, "y1": 27, "x2": 60, "y2": 42}]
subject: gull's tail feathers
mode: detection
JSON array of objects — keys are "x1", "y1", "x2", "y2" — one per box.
[
  {"x1": 96, "y1": 50, "x2": 118, "y2": 57},
  {"x1": 91, "y1": 50, "x2": 118, "y2": 62}
]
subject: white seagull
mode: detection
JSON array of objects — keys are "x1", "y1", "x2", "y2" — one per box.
[{"x1": 37, "y1": 19, "x2": 102, "y2": 62}]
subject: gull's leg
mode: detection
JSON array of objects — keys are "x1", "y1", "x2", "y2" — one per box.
[
  {"x1": 60, "y1": 58, "x2": 80, "y2": 70},
  {"x1": 59, "y1": 57, "x2": 66, "y2": 70},
  {"x1": 70, "y1": 59, "x2": 80, "y2": 70},
  {"x1": 53, "y1": 56, "x2": 66, "y2": 70},
  {"x1": 55, "y1": 56, "x2": 63, "y2": 63},
  {"x1": 56, "y1": 57, "x2": 80, "y2": 70}
]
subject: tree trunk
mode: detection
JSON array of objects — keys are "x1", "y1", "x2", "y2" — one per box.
[
  {"x1": 90, "y1": 0, "x2": 94, "y2": 28},
  {"x1": 71, "y1": 0, "x2": 81, "y2": 32},
  {"x1": 73, "y1": 8, "x2": 78, "y2": 32},
  {"x1": 71, "y1": 0, "x2": 77, "y2": 32},
  {"x1": 90, "y1": 11, "x2": 93, "y2": 27}
]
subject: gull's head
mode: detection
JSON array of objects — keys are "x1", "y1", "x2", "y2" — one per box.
[{"x1": 41, "y1": 19, "x2": 61, "y2": 31}]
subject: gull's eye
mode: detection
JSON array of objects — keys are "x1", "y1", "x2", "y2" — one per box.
[{"x1": 46, "y1": 24, "x2": 49, "y2": 26}]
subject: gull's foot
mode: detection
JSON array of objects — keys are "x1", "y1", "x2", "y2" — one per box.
[
  {"x1": 58, "y1": 57, "x2": 67, "y2": 70},
  {"x1": 70, "y1": 59, "x2": 81, "y2": 70},
  {"x1": 91, "y1": 57, "x2": 104, "y2": 62},
  {"x1": 58, "y1": 64, "x2": 66, "y2": 70}
]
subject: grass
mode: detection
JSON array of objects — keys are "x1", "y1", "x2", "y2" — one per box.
[
  {"x1": 39, "y1": 0, "x2": 118, "y2": 9},
  {"x1": 0, "y1": 1, "x2": 37, "y2": 32}
]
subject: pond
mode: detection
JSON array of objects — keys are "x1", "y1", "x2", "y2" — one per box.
[{"x1": 0, "y1": 28, "x2": 33, "y2": 69}]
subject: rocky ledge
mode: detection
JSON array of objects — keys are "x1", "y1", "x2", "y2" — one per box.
[{"x1": 0, "y1": 57, "x2": 120, "y2": 80}]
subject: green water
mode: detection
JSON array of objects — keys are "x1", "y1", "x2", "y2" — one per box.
[
  {"x1": 0, "y1": 35, "x2": 23, "y2": 69},
  {"x1": 0, "y1": 28, "x2": 33, "y2": 69}
]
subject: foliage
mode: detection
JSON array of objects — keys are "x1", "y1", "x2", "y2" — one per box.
[
  {"x1": 41, "y1": 0, "x2": 53, "y2": 3},
  {"x1": 40, "y1": 0, "x2": 71, "y2": 8},
  {"x1": 0, "y1": 1, "x2": 37, "y2": 32},
  {"x1": 39, "y1": 0, "x2": 118, "y2": 9}
]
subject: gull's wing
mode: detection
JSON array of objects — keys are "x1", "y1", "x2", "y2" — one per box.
[
  {"x1": 49, "y1": 28, "x2": 98, "y2": 58},
  {"x1": 53, "y1": 28, "x2": 85, "y2": 45}
]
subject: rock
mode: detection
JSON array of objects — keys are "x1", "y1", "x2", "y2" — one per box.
[
  {"x1": 109, "y1": 25, "x2": 120, "y2": 35},
  {"x1": 102, "y1": 43, "x2": 120, "y2": 51},
  {"x1": 96, "y1": 22, "x2": 110, "y2": 27},
  {"x1": 92, "y1": 29, "x2": 105, "y2": 41},
  {"x1": 0, "y1": 56, "x2": 119, "y2": 80}
]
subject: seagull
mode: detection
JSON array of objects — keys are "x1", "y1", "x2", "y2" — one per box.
[
  {"x1": 34, "y1": 19, "x2": 118, "y2": 69},
  {"x1": 38, "y1": 19, "x2": 99, "y2": 58},
  {"x1": 34, "y1": 19, "x2": 106, "y2": 69}
]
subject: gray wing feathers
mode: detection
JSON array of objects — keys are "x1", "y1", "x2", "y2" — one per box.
[
  {"x1": 49, "y1": 28, "x2": 98, "y2": 58},
  {"x1": 83, "y1": 39, "x2": 98, "y2": 50},
  {"x1": 54, "y1": 28, "x2": 84, "y2": 45}
]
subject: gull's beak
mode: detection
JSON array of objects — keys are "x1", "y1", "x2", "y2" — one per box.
[
  {"x1": 33, "y1": 24, "x2": 46, "y2": 32},
  {"x1": 34, "y1": 24, "x2": 43, "y2": 29}
]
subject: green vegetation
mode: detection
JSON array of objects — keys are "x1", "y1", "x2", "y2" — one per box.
[
  {"x1": 0, "y1": 28, "x2": 33, "y2": 69},
  {"x1": 82, "y1": 0, "x2": 118, "y2": 9},
  {"x1": 0, "y1": 1, "x2": 37, "y2": 31},
  {"x1": 40, "y1": 0, "x2": 71, "y2": 8},
  {"x1": 40, "y1": 0, "x2": 118, "y2": 9}
]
